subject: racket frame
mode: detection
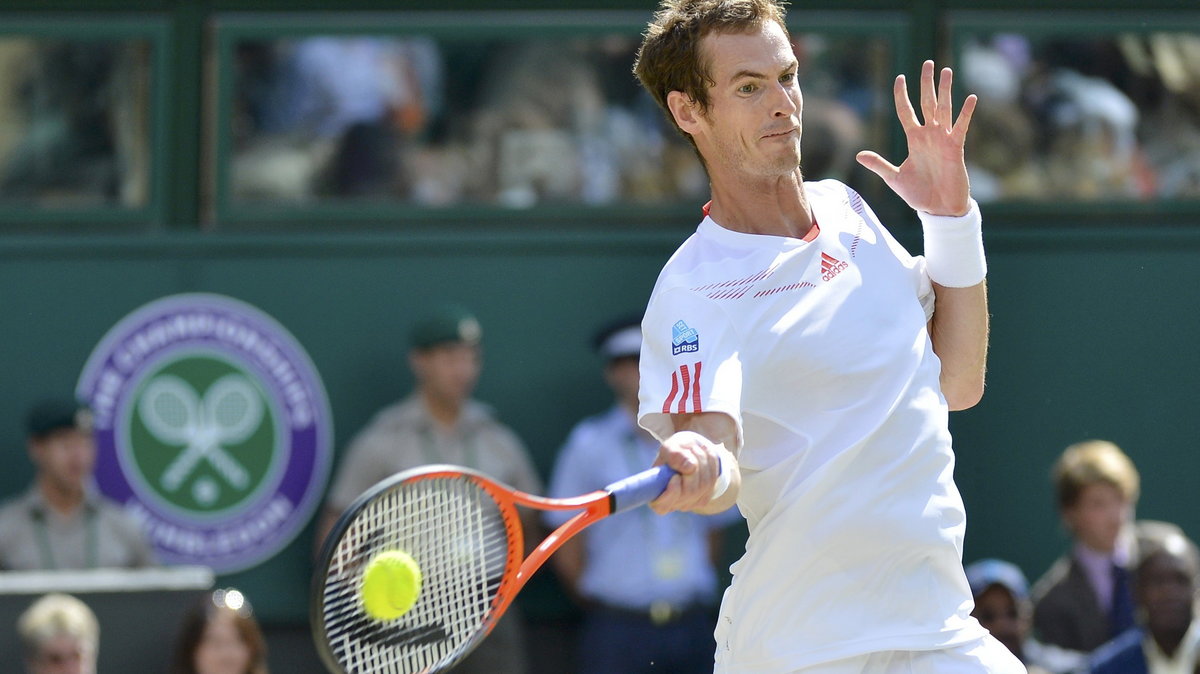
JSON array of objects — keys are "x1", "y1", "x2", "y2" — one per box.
[{"x1": 311, "y1": 463, "x2": 671, "y2": 674}]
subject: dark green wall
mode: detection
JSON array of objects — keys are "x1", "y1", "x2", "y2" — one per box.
[
  {"x1": 954, "y1": 227, "x2": 1200, "y2": 578},
  {"x1": 3, "y1": 221, "x2": 1199, "y2": 627},
  {"x1": 0, "y1": 229, "x2": 684, "y2": 622}
]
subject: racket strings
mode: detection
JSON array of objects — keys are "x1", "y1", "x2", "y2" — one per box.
[{"x1": 322, "y1": 476, "x2": 515, "y2": 674}]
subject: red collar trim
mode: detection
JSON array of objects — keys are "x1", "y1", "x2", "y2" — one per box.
[{"x1": 701, "y1": 201, "x2": 820, "y2": 241}]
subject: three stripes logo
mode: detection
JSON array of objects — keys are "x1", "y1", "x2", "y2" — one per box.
[
  {"x1": 662, "y1": 362, "x2": 703, "y2": 414},
  {"x1": 820, "y1": 252, "x2": 848, "y2": 282}
]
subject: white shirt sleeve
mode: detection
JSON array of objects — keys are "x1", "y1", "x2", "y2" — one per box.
[
  {"x1": 637, "y1": 286, "x2": 744, "y2": 448},
  {"x1": 858, "y1": 190, "x2": 936, "y2": 322}
]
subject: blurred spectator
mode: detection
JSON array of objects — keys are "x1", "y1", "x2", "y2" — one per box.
[
  {"x1": 17, "y1": 592, "x2": 99, "y2": 674},
  {"x1": 170, "y1": 588, "x2": 268, "y2": 674},
  {"x1": 1125, "y1": 33, "x2": 1200, "y2": 198},
  {"x1": 233, "y1": 35, "x2": 442, "y2": 201},
  {"x1": 545, "y1": 316, "x2": 740, "y2": 674},
  {"x1": 799, "y1": 96, "x2": 866, "y2": 183},
  {"x1": 1032, "y1": 440, "x2": 1140, "y2": 654},
  {"x1": 0, "y1": 38, "x2": 150, "y2": 208},
  {"x1": 0, "y1": 398, "x2": 156, "y2": 570},
  {"x1": 469, "y1": 38, "x2": 621, "y2": 207},
  {"x1": 965, "y1": 558, "x2": 1086, "y2": 673},
  {"x1": 229, "y1": 31, "x2": 895, "y2": 210},
  {"x1": 317, "y1": 304, "x2": 537, "y2": 674},
  {"x1": 958, "y1": 30, "x2": 1200, "y2": 203},
  {"x1": 1088, "y1": 524, "x2": 1200, "y2": 673}
]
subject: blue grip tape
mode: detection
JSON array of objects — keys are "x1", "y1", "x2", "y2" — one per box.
[{"x1": 606, "y1": 464, "x2": 674, "y2": 514}]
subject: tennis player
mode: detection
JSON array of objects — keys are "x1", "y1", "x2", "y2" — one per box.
[{"x1": 632, "y1": 1, "x2": 1022, "y2": 672}]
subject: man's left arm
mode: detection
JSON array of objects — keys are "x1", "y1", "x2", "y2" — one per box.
[
  {"x1": 929, "y1": 280, "x2": 987, "y2": 410},
  {"x1": 855, "y1": 60, "x2": 987, "y2": 410}
]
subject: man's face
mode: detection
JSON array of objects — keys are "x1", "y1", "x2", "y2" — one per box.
[
  {"x1": 1137, "y1": 549, "x2": 1196, "y2": 640},
  {"x1": 28, "y1": 635, "x2": 95, "y2": 674},
  {"x1": 970, "y1": 585, "x2": 1026, "y2": 657},
  {"x1": 411, "y1": 342, "x2": 482, "y2": 406},
  {"x1": 686, "y1": 21, "x2": 803, "y2": 180},
  {"x1": 1063, "y1": 482, "x2": 1131, "y2": 553},
  {"x1": 29, "y1": 429, "x2": 95, "y2": 495}
]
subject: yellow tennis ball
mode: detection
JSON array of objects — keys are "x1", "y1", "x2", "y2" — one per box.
[{"x1": 361, "y1": 550, "x2": 422, "y2": 621}]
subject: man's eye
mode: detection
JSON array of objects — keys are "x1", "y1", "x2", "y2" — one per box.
[
  {"x1": 739, "y1": 84, "x2": 756, "y2": 94},
  {"x1": 780, "y1": 72, "x2": 796, "y2": 84}
]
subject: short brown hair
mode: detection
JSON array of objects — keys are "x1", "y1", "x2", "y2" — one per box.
[
  {"x1": 1052, "y1": 439, "x2": 1140, "y2": 510},
  {"x1": 634, "y1": 0, "x2": 790, "y2": 140}
]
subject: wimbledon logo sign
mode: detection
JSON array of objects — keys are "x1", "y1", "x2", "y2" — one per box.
[{"x1": 76, "y1": 294, "x2": 332, "y2": 573}]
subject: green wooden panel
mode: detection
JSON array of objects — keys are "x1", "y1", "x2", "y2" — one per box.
[
  {"x1": 955, "y1": 232, "x2": 1200, "y2": 584},
  {"x1": 3, "y1": 224, "x2": 1200, "y2": 623},
  {"x1": 0, "y1": 231, "x2": 684, "y2": 622}
]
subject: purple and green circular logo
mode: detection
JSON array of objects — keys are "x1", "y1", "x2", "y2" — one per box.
[{"x1": 77, "y1": 294, "x2": 332, "y2": 573}]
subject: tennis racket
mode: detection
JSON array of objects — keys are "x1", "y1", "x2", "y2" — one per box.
[{"x1": 311, "y1": 462, "x2": 679, "y2": 674}]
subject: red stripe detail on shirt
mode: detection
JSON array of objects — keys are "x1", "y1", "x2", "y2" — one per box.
[
  {"x1": 677, "y1": 364, "x2": 692, "y2": 414},
  {"x1": 691, "y1": 361, "x2": 703, "y2": 412},
  {"x1": 662, "y1": 370, "x2": 680, "y2": 414}
]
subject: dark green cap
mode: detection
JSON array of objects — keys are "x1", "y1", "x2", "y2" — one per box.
[
  {"x1": 26, "y1": 398, "x2": 93, "y2": 437},
  {"x1": 409, "y1": 305, "x2": 483, "y2": 350}
]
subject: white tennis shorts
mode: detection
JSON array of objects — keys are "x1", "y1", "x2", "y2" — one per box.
[{"x1": 783, "y1": 634, "x2": 1027, "y2": 674}]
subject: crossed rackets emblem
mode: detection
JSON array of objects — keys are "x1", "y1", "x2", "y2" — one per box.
[{"x1": 138, "y1": 373, "x2": 264, "y2": 497}]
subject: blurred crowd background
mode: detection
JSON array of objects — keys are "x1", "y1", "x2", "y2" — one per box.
[{"x1": 2, "y1": 18, "x2": 1198, "y2": 216}]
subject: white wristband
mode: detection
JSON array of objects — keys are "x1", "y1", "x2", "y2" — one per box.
[
  {"x1": 919, "y1": 199, "x2": 986, "y2": 288},
  {"x1": 709, "y1": 446, "x2": 732, "y2": 502}
]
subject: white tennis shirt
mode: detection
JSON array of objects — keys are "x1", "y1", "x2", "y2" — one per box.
[{"x1": 638, "y1": 180, "x2": 986, "y2": 672}]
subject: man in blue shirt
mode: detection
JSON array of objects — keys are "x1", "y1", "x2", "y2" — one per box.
[{"x1": 545, "y1": 316, "x2": 741, "y2": 674}]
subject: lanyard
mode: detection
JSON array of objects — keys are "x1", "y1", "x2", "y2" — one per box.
[
  {"x1": 32, "y1": 507, "x2": 98, "y2": 570},
  {"x1": 418, "y1": 424, "x2": 478, "y2": 469}
]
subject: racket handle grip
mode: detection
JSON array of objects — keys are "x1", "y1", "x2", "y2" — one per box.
[{"x1": 606, "y1": 464, "x2": 674, "y2": 514}]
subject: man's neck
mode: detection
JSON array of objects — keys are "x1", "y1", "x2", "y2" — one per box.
[
  {"x1": 706, "y1": 169, "x2": 813, "y2": 238},
  {"x1": 37, "y1": 479, "x2": 85, "y2": 517},
  {"x1": 421, "y1": 390, "x2": 463, "y2": 429}
]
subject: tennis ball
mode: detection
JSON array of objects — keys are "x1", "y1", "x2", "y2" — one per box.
[{"x1": 360, "y1": 550, "x2": 423, "y2": 621}]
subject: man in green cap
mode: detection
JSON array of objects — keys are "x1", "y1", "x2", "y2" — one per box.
[
  {"x1": 0, "y1": 398, "x2": 156, "y2": 570},
  {"x1": 318, "y1": 304, "x2": 540, "y2": 674}
]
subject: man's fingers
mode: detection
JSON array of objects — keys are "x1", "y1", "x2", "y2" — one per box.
[
  {"x1": 651, "y1": 450, "x2": 720, "y2": 513},
  {"x1": 952, "y1": 94, "x2": 978, "y2": 141},
  {"x1": 936, "y1": 66, "x2": 954, "y2": 129},
  {"x1": 855, "y1": 151, "x2": 898, "y2": 182},
  {"x1": 893, "y1": 74, "x2": 918, "y2": 131},
  {"x1": 919, "y1": 60, "x2": 936, "y2": 125},
  {"x1": 649, "y1": 477, "x2": 680, "y2": 514}
]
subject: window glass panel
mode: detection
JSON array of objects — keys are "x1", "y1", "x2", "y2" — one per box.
[
  {"x1": 791, "y1": 32, "x2": 896, "y2": 195},
  {"x1": 226, "y1": 28, "x2": 896, "y2": 213},
  {"x1": 0, "y1": 37, "x2": 154, "y2": 209},
  {"x1": 957, "y1": 30, "x2": 1200, "y2": 202}
]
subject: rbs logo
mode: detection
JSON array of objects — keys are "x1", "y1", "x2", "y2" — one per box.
[{"x1": 672, "y1": 320, "x2": 700, "y2": 356}]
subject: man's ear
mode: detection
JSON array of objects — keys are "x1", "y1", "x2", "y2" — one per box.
[{"x1": 667, "y1": 91, "x2": 703, "y2": 136}]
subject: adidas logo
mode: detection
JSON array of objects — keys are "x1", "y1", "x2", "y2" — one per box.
[{"x1": 820, "y1": 252, "x2": 848, "y2": 281}]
